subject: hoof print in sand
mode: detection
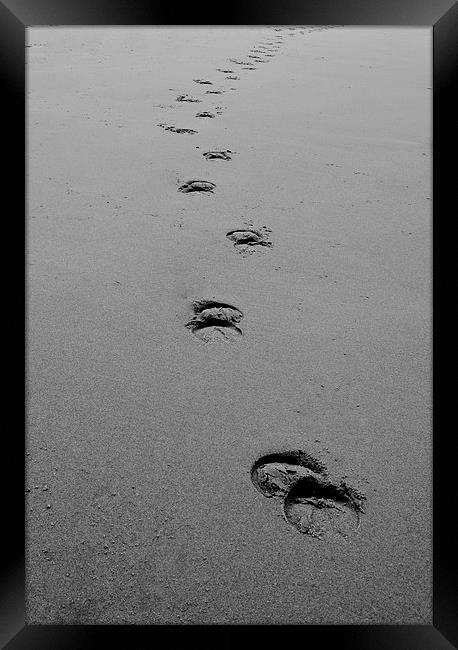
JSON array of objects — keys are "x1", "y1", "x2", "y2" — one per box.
[
  {"x1": 176, "y1": 94, "x2": 201, "y2": 103},
  {"x1": 196, "y1": 111, "x2": 215, "y2": 118},
  {"x1": 194, "y1": 79, "x2": 213, "y2": 84},
  {"x1": 206, "y1": 89, "x2": 224, "y2": 94},
  {"x1": 157, "y1": 123, "x2": 197, "y2": 134},
  {"x1": 225, "y1": 75, "x2": 240, "y2": 80},
  {"x1": 217, "y1": 68, "x2": 234, "y2": 73},
  {"x1": 178, "y1": 180, "x2": 216, "y2": 193},
  {"x1": 251, "y1": 451, "x2": 328, "y2": 498},
  {"x1": 251, "y1": 451, "x2": 366, "y2": 539},
  {"x1": 226, "y1": 227, "x2": 272, "y2": 251},
  {"x1": 203, "y1": 150, "x2": 232, "y2": 161},
  {"x1": 186, "y1": 300, "x2": 243, "y2": 342}
]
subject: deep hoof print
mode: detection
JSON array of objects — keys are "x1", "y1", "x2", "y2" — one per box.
[
  {"x1": 186, "y1": 299, "x2": 244, "y2": 342},
  {"x1": 176, "y1": 94, "x2": 202, "y2": 103},
  {"x1": 283, "y1": 477, "x2": 366, "y2": 539},
  {"x1": 226, "y1": 227, "x2": 272, "y2": 251},
  {"x1": 178, "y1": 180, "x2": 216, "y2": 193},
  {"x1": 251, "y1": 451, "x2": 328, "y2": 498},
  {"x1": 194, "y1": 79, "x2": 213, "y2": 84},
  {"x1": 203, "y1": 150, "x2": 233, "y2": 161},
  {"x1": 251, "y1": 451, "x2": 366, "y2": 539},
  {"x1": 196, "y1": 111, "x2": 215, "y2": 118},
  {"x1": 157, "y1": 123, "x2": 197, "y2": 134}
]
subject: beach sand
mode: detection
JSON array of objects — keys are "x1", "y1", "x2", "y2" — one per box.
[{"x1": 26, "y1": 26, "x2": 432, "y2": 624}]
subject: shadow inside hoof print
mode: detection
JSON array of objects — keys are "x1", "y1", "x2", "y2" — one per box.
[
  {"x1": 186, "y1": 299, "x2": 244, "y2": 342},
  {"x1": 251, "y1": 451, "x2": 366, "y2": 539}
]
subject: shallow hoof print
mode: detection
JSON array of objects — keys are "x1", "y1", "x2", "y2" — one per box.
[
  {"x1": 203, "y1": 150, "x2": 232, "y2": 161},
  {"x1": 225, "y1": 75, "x2": 240, "y2": 80},
  {"x1": 229, "y1": 59, "x2": 253, "y2": 66},
  {"x1": 242, "y1": 67, "x2": 256, "y2": 71},
  {"x1": 178, "y1": 180, "x2": 216, "y2": 193},
  {"x1": 283, "y1": 477, "x2": 366, "y2": 539},
  {"x1": 186, "y1": 299, "x2": 244, "y2": 342},
  {"x1": 176, "y1": 94, "x2": 201, "y2": 103},
  {"x1": 196, "y1": 111, "x2": 215, "y2": 118},
  {"x1": 226, "y1": 227, "x2": 272, "y2": 250},
  {"x1": 157, "y1": 123, "x2": 197, "y2": 135},
  {"x1": 193, "y1": 79, "x2": 213, "y2": 84}
]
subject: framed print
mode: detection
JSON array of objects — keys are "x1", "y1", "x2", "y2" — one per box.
[{"x1": 1, "y1": 0, "x2": 456, "y2": 646}]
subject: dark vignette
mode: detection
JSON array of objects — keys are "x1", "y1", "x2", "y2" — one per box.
[
  {"x1": 0, "y1": 2, "x2": 25, "y2": 650},
  {"x1": 433, "y1": 1, "x2": 458, "y2": 648},
  {"x1": 1, "y1": 0, "x2": 455, "y2": 647}
]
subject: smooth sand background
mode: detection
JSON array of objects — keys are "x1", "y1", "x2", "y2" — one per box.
[{"x1": 27, "y1": 26, "x2": 431, "y2": 624}]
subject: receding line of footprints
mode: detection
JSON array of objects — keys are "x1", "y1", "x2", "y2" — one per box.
[
  {"x1": 157, "y1": 28, "x2": 286, "y2": 137},
  {"x1": 156, "y1": 27, "x2": 365, "y2": 538}
]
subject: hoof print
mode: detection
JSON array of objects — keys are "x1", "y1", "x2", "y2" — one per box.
[
  {"x1": 194, "y1": 79, "x2": 213, "y2": 84},
  {"x1": 186, "y1": 299, "x2": 243, "y2": 342},
  {"x1": 217, "y1": 69, "x2": 234, "y2": 73},
  {"x1": 251, "y1": 451, "x2": 366, "y2": 539},
  {"x1": 203, "y1": 150, "x2": 232, "y2": 161},
  {"x1": 284, "y1": 477, "x2": 366, "y2": 539},
  {"x1": 158, "y1": 123, "x2": 197, "y2": 134},
  {"x1": 225, "y1": 75, "x2": 240, "y2": 80},
  {"x1": 226, "y1": 227, "x2": 272, "y2": 250},
  {"x1": 178, "y1": 180, "x2": 216, "y2": 193},
  {"x1": 251, "y1": 451, "x2": 327, "y2": 498},
  {"x1": 176, "y1": 94, "x2": 201, "y2": 103},
  {"x1": 206, "y1": 90, "x2": 224, "y2": 94},
  {"x1": 196, "y1": 111, "x2": 215, "y2": 118}
]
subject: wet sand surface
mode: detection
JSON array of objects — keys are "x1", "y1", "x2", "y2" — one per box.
[{"x1": 27, "y1": 26, "x2": 431, "y2": 623}]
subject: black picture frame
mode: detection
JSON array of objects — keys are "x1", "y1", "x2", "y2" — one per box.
[{"x1": 2, "y1": 0, "x2": 455, "y2": 647}]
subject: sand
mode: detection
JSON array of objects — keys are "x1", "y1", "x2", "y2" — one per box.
[{"x1": 26, "y1": 26, "x2": 432, "y2": 624}]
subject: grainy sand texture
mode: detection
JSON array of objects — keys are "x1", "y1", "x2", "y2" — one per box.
[{"x1": 26, "y1": 26, "x2": 432, "y2": 624}]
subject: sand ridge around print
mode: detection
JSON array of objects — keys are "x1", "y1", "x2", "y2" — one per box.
[{"x1": 26, "y1": 26, "x2": 431, "y2": 624}]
